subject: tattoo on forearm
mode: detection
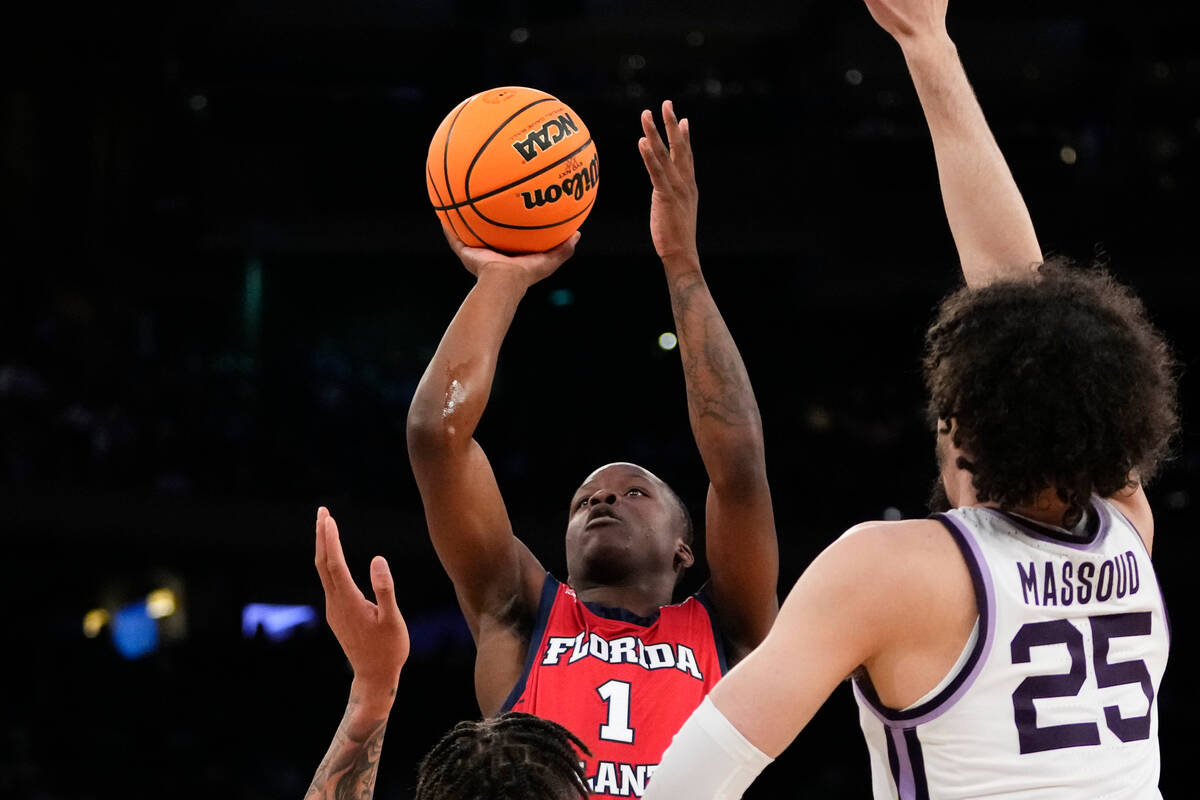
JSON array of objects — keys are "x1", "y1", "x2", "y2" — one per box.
[
  {"x1": 669, "y1": 273, "x2": 761, "y2": 430},
  {"x1": 305, "y1": 700, "x2": 389, "y2": 800}
]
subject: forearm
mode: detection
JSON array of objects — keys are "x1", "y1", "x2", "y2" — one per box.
[
  {"x1": 664, "y1": 254, "x2": 766, "y2": 490},
  {"x1": 305, "y1": 680, "x2": 394, "y2": 800},
  {"x1": 901, "y1": 34, "x2": 1042, "y2": 286},
  {"x1": 407, "y1": 271, "x2": 527, "y2": 445}
]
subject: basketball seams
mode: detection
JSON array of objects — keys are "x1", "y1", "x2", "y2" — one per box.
[
  {"x1": 430, "y1": 136, "x2": 597, "y2": 212},
  {"x1": 441, "y1": 95, "x2": 494, "y2": 249},
  {"x1": 473, "y1": 191, "x2": 597, "y2": 231},
  {"x1": 463, "y1": 96, "x2": 558, "y2": 201}
]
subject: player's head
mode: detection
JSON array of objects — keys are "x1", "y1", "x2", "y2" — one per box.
[
  {"x1": 415, "y1": 712, "x2": 590, "y2": 800},
  {"x1": 564, "y1": 462, "x2": 695, "y2": 588},
  {"x1": 923, "y1": 260, "x2": 1178, "y2": 521}
]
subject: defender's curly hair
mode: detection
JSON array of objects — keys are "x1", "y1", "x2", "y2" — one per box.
[
  {"x1": 415, "y1": 712, "x2": 590, "y2": 800},
  {"x1": 923, "y1": 259, "x2": 1179, "y2": 523}
]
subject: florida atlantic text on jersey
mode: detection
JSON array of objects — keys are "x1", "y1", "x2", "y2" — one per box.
[{"x1": 503, "y1": 575, "x2": 727, "y2": 798}]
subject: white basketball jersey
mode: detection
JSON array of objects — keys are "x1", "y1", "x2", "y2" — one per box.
[{"x1": 853, "y1": 498, "x2": 1169, "y2": 800}]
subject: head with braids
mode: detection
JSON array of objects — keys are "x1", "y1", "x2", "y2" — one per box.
[
  {"x1": 415, "y1": 712, "x2": 591, "y2": 800},
  {"x1": 924, "y1": 258, "x2": 1179, "y2": 524}
]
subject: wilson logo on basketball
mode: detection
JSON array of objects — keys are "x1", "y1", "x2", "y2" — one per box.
[
  {"x1": 512, "y1": 114, "x2": 581, "y2": 162},
  {"x1": 520, "y1": 155, "x2": 599, "y2": 209}
]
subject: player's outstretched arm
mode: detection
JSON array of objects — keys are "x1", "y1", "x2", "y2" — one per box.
[
  {"x1": 864, "y1": 0, "x2": 1042, "y2": 287},
  {"x1": 639, "y1": 102, "x2": 779, "y2": 661},
  {"x1": 405, "y1": 229, "x2": 578, "y2": 641},
  {"x1": 306, "y1": 507, "x2": 410, "y2": 800},
  {"x1": 644, "y1": 521, "x2": 951, "y2": 799}
]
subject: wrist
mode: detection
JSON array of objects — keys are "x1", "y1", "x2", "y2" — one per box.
[
  {"x1": 474, "y1": 265, "x2": 532, "y2": 296},
  {"x1": 661, "y1": 249, "x2": 702, "y2": 278},
  {"x1": 349, "y1": 676, "x2": 399, "y2": 716},
  {"x1": 898, "y1": 30, "x2": 957, "y2": 66}
]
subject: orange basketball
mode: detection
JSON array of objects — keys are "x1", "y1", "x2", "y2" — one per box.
[{"x1": 426, "y1": 86, "x2": 599, "y2": 253}]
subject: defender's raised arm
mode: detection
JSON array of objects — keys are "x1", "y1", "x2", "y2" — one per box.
[{"x1": 866, "y1": 0, "x2": 1042, "y2": 286}]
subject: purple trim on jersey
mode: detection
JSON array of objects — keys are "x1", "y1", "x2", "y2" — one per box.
[
  {"x1": 499, "y1": 572, "x2": 560, "y2": 714},
  {"x1": 853, "y1": 514, "x2": 996, "y2": 728},
  {"x1": 694, "y1": 584, "x2": 731, "y2": 676},
  {"x1": 904, "y1": 728, "x2": 930, "y2": 800},
  {"x1": 986, "y1": 497, "x2": 1109, "y2": 551},
  {"x1": 884, "y1": 728, "x2": 901, "y2": 794},
  {"x1": 886, "y1": 727, "x2": 929, "y2": 800},
  {"x1": 1100, "y1": 498, "x2": 1172, "y2": 644}
]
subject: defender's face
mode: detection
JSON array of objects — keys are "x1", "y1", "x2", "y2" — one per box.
[{"x1": 564, "y1": 463, "x2": 686, "y2": 585}]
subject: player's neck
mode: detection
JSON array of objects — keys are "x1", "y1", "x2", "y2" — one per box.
[
  {"x1": 1008, "y1": 488, "x2": 1078, "y2": 528},
  {"x1": 571, "y1": 578, "x2": 675, "y2": 619}
]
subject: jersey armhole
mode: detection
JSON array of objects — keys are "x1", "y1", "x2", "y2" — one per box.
[
  {"x1": 498, "y1": 572, "x2": 560, "y2": 714},
  {"x1": 853, "y1": 514, "x2": 996, "y2": 726},
  {"x1": 695, "y1": 582, "x2": 731, "y2": 677}
]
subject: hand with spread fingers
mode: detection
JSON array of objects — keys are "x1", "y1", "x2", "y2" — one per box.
[
  {"x1": 638, "y1": 100, "x2": 699, "y2": 266},
  {"x1": 440, "y1": 222, "x2": 580, "y2": 290},
  {"x1": 314, "y1": 506, "x2": 410, "y2": 698},
  {"x1": 306, "y1": 507, "x2": 410, "y2": 800}
]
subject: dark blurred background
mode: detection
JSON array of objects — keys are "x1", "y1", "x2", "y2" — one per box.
[{"x1": 2, "y1": 1, "x2": 1196, "y2": 797}]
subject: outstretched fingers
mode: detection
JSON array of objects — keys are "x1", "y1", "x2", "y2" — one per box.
[
  {"x1": 369, "y1": 556, "x2": 403, "y2": 624},
  {"x1": 321, "y1": 511, "x2": 364, "y2": 601},
  {"x1": 315, "y1": 507, "x2": 334, "y2": 594}
]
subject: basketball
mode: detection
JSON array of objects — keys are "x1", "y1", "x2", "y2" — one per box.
[{"x1": 426, "y1": 86, "x2": 599, "y2": 254}]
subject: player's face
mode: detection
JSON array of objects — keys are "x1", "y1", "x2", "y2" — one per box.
[{"x1": 564, "y1": 463, "x2": 688, "y2": 585}]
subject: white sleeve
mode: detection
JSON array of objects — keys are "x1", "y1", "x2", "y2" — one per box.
[{"x1": 643, "y1": 696, "x2": 774, "y2": 800}]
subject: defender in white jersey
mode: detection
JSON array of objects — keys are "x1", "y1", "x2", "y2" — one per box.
[
  {"x1": 643, "y1": 0, "x2": 1179, "y2": 798},
  {"x1": 854, "y1": 500, "x2": 1168, "y2": 799}
]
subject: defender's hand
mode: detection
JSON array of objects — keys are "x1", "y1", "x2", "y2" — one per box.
[
  {"x1": 441, "y1": 224, "x2": 580, "y2": 289},
  {"x1": 314, "y1": 507, "x2": 410, "y2": 700},
  {"x1": 639, "y1": 100, "x2": 699, "y2": 265},
  {"x1": 862, "y1": 0, "x2": 949, "y2": 46}
]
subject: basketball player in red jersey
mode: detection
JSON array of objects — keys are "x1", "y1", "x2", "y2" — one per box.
[{"x1": 406, "y1": 103, "x2": 779, "y2": 797}]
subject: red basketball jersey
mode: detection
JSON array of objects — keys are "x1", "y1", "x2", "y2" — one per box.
[{"x1": 502, "y1": 574, "x2": 727, "y2": 798}]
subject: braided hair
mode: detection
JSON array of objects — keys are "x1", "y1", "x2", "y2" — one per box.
[{"x1": 415, "y1": 712, "x2": 591, "y2": 799}]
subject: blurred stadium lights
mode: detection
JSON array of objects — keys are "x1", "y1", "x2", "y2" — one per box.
[
  {"x1": 242, "y1": 603, "x2": 319, "y2": 642},
  {"x1": 146, "y1": 588, "x2": 178, "y2": 620},
  {"x1": 658, "y1": 332, "x2": 678, "y2": 351},
  {"x1": 548, "y1": 288, "x2": 575, "y2": 307},
  {"x1": 113, "y1": 602, "x2": 159, "y2": 660},
  {"x1": 83, "y1": 608, "x2": 110, "y2": 639}
]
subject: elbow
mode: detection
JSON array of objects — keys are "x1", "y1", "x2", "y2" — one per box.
[{"x1": 405, "y1": 404, "x2": 460, "y2": 459}]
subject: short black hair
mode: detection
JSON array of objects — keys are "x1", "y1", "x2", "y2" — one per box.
[
  {"x1": 415, "y1": 712, "x2": 590, "y2": 800},
  {"x1": 923, "y1": 259, "x2": 1179, "y2": 522}
]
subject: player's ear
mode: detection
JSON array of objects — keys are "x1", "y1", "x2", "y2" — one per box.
[{"x1": 673, "y1": 540, "x2": 694, "y2": 573}]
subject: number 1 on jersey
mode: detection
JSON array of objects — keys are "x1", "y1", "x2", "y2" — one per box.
[{"x1": 597, "y1": 679, "x2": 636, "y2": 743}]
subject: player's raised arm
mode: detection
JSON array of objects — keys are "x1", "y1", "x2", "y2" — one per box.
[
  {"x1": 405, "y1": 229, "x2": 578, "y2": 637},
  {"x1": 639, "y1": 102, "x2": 779, "y2": 660},
  {"x1": 307, "y1": 507, "x2": 410, "y2": 800},
  {"x1": 865, "y1": 0, "x2": 1042, "y2": 286}
]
